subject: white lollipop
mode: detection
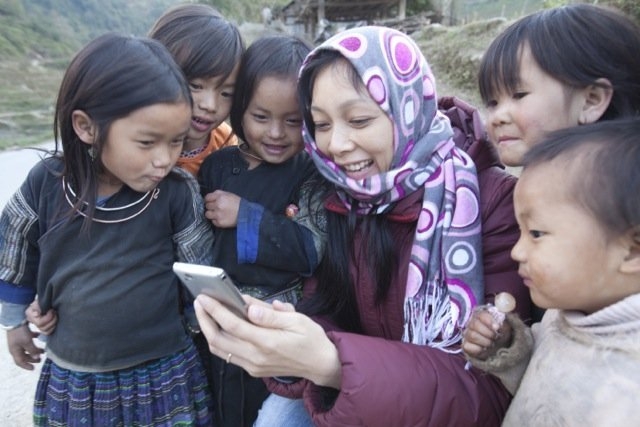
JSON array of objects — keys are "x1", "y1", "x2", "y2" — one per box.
[
  {"x1": 487, "y1": 292, "x2": 516, "y2": 325},
  {"x1": 494, "y1": 292, "x2": 516, "y2": 313}
]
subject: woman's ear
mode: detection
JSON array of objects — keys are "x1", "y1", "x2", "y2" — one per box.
[
  {"x1": 71, "y1": 110, "x2": 96, "y2": 144},
  {"x1": 578, "y1": 78, "x2": 613, "y2": 125}
]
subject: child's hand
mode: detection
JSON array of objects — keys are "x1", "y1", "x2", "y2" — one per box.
[
  {"x1": 25, "y1": 300, "x2": 57, "y2": 335},
  {"x1": 462, "y1": 308, "x2": 513, "y2": 360},
  {"x1": 204, "y1": 190, "x2": 241, "y2": 228},
  {"x1": 7, "y1": 324, "x2": 44, "y2": 370}
]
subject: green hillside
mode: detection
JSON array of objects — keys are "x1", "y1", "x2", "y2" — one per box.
[
  {"x1": 0, "y1": 0, "x2": 181, "y2": 148},
  {"x1": 0, "y1": 0, "x2": 299, "y2": 149},
  {"x1": 0, "y1": 0, "x2": 178, "y2": 59},
  {"x1": 0, "y1": 0, "x2": 292, "y2": 61},
  {"x1": 1, "y1": 0, "x2": 637, "y2": 149}
]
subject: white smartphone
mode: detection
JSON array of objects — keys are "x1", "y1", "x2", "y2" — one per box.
[{"x1": 173, "y1": 262, "x2": 247, "y2": 319}]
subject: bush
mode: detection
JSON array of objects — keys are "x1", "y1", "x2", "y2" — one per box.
[{"x1": 606, "y1": 0, "x2": 640, "y2": 23}]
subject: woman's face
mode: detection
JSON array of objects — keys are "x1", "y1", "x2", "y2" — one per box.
[{"x1": 310, "y1": 60, "x2": 394, "y2": 180}]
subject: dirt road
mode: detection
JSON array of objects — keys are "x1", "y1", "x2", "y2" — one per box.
[{"x1": 0, "y1": 333, "x2": 43, "y2": 426}]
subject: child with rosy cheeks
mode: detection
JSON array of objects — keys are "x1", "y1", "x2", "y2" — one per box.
[
  {"x1": 149, "y1": 3, "x2": 244, "y2": 176},
  {"x1": 462, "y1": 119, "x2": 640, "y2": 426},
  {"x1": 479, "y1": 3, "x2": 640, "y2": 167},
  {"x1": 196, "y1": 35, "x2": 326, "y2": 427}
]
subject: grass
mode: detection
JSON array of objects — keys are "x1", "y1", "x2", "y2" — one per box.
[
  {"x1": 459, "y1": 0, "x2": 545, "y2": 23},
  {"x1": 0, "y1": 20, "x2": 496, "y2": 152},
  {"x1": 412, "y1": 17, "x2": 512, "y2": 109},
  {"x1": 0, "y1": 1, "x2": 547, "y2": 152},
  {"x1": 0, "y1": 58, "x2": 65, "y2": 150}
]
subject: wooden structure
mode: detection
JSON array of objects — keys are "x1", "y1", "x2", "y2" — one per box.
[{"x1": 276, "y1": 0, "x2": 406, "y2": 41}]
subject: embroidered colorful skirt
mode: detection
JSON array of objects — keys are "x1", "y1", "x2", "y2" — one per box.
[{"x1": 33, "y1": 342, "x2": 212, "y2": 426}]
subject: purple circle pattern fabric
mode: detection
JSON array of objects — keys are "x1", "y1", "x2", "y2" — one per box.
[{"x1": 301, "y1": 26, "x2": 483, "y2": 348}]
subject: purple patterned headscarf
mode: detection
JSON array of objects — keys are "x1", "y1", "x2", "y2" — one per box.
[{"x1": 301, "y1": 26, "x2": 484, "y2": 349}]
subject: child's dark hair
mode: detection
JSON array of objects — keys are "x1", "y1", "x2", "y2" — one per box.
[
  {"x1": 479, "y1": 3, "x2": 640, "y2": 120},
  {"x1": 148, "y1": 3, "x2": 244, "y2": 82},
  {"x1": 55, "y1": 32, "x2": 191, "y2": 224},
  {"x1": 522, "y1": 118, "x2": 640, "y2": 237},
  {"x1": 229, "y1": 35, "x2": 311, "y2": 142}
]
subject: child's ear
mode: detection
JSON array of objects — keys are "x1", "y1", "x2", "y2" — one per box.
[
  {"x1": 71, "y1": 110, "x2": 96, "y2": 144},
  {"x1": 619, "y1": 226, "x2": 640, "y2": 275},
  {"x1": 578, "y1": 78, "x2": 613, "y2": 125}
]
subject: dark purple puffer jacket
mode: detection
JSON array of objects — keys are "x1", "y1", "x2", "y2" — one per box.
[{"x1": 267, "y1": 97, "x2": 529, "y2": 427}]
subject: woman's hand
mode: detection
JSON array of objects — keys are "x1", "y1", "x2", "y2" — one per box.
[
  {"x1": 194, "y1": 294, "x2": 342, "y2": 389},
  {"x1": 204, "y1": 190, "x2": 241, "y2": 228},
  {"x1": 462, "y1": 308, "x2": 513, "y2": 360},
  {"x1": 25, "y1": 299, "x2": 57, "y2": 335}
]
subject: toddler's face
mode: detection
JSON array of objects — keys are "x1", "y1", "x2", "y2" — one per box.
[
  {"x1": 484, "y1": 44, "x2": 586, "y2": 167},
  {"x1": 511, "y1": 162, "x2": 630, "y2": 314},
  {"x1": 240, "y1": 76, "x2": 304, "y2": 167}
]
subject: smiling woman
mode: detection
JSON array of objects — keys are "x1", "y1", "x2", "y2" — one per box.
[
  {"x1": 194, "y1": 25, "x2": 529, "y2": 427},
  {"x1": 309, "y1": 58, "x2": 394, "y2": 180}
]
